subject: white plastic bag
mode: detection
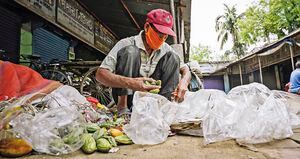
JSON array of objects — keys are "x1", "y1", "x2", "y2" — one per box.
[
  {"x1": 12, "y1": 106, "x2": 85, "y2": 155},
  {"x1": 173, "y1": 90, "x2": 226, "y2": 123},
  {"x1": 124, "y1": 92, "x2": 177, "y2": 145},
  {"x1": 203, "y1": 83, "x2": 294, "y2": 144},
  {"x1": 9, "y1": 85, "x2": 87, "y2": 155}
]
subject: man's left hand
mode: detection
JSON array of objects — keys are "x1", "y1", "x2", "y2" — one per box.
[{"x1": 172, "y1": 82, "x2": 188, "y2": 103}]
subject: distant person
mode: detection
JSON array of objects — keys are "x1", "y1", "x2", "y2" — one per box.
[{"x1": 288, "y1": 61, "x2": 300, "y2": 94}]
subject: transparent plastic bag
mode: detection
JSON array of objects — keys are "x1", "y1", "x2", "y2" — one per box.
[
  {"x1": 203, "y1": 83, "x2": 294, "y2": 144},
  {"x1": 37, "y1": 85, "x2": 100, "y2": 122},
  {"x1": 173, "y1": 90, "x2": 226, "y2": 123},
  {"x1": 11, "y1": 104, "x2": 85, "y2": 155},
  {"x1": 7, "y1": 86, "x2": 87, "y2": 155},
  {"x1": 275, "y1": 90, "x2": 300, "y2": 128},
  {"x1": 124, "y1": 92, "x2": 177, "y2": 145}
]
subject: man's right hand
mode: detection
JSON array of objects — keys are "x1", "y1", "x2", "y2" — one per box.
[{"x1": 130, "y1": 77, "x2": 160, "y2": 92}]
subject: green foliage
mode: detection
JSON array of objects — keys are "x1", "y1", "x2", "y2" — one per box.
[
  {"x1": 238, "y1": 0, "x2": 300, "y2": 45},
  {"x1": 215, "y1": 4, "x2": 245, "y2": 59},
  {"x1": 190, "y1": 44, "x2": 212, "y2": 62}
]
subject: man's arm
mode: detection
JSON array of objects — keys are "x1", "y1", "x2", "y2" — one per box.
[
  {"x1": 173, "y1": 65, "x2": 191, "y2": 102},
  {"x1": 96, "y1": 68, "x2": 160, "y2": 91}
]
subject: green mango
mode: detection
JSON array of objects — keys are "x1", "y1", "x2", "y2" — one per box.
[
  {"x1": 113, "y1": 117, "x2": 125, "y2": 126},
  {"x1": 149, "y1": 88, "x2": 160, "y2": 94},
  {"x1": 155, "y1": 80, "x2": 161, "y2": 86},
  {"x1": 86, "y1": 123, "x2": 100, "y2": 133},
  {"x1": 98, "y1": 121, "x2": 113, "y2": 129},
  {"x1": 93, "y1": 128, "x2": 107, "y2": 140},
  {"x1": 81, "y1": 134, "x2": 97, "y2": 154},
  {"x1": 114, "y1": 135, "x2": 133, "y2": 145},
  {"x1": 96, "y1": 138, "x2": 112, "y2": 153},
  {"x1": 144, "y1": 81, "x2": 151, "y2": 85},
  {"x1": 103, "y1": 136, "x2": 117, "y2": 147},
  {"x1": 49, "y1": 139, "x2": 65, "y2": 150},
  {"x1": 63, "y1": 133, "x2": 80, "y2": 145}
]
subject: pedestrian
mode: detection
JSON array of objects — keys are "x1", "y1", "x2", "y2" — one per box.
[{"x1": 289, "y1": 60, "x2": 300, "y2": 94}]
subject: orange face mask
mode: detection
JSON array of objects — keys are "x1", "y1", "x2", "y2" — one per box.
[{"x1": 145, "y1": 25, "x2": 166, "y2": 50}]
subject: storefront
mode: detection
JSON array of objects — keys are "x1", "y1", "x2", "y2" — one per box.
[
  {"x1": 1, "y1": 0, "x2": 117, "y2": 64},
  {"x1": 0, "y1": 4, "x2": 22, "y2": 63}
]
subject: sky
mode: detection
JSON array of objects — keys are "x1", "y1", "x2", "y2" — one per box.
[{"x1": 190, "y1": 0, "x2": 255, "y2": 57}]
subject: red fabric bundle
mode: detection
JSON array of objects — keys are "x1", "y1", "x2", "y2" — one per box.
[{"x1": 0, "y1": 61, "x2": 51, "y2": 101}]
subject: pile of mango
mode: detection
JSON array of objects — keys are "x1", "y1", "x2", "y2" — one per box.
[
  {"x1": 81, "y1": 120, "x2": 133, "y2": 154},
  {"x1": 145, "y1": 80, "x2": 161, "y2": 94}
]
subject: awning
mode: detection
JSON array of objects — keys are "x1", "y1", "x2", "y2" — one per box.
[{"x1": 257, "y1": 42, "x2": 287, "y2": 57}]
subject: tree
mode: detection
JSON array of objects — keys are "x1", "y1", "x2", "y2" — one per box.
[
  {"x1": 238, "y1": 0, "x2": 300, "y2": 45},
  {"x1": 215, "y1": 4, "x2": 245, "y2": 59},
  {"x1": 190, "y1": 44, "x2": 212, "y2": 62}
]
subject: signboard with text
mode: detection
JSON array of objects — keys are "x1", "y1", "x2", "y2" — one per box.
[
  {"x1": 94, "y1": 21, "x2": 117, "y2": 53},
  {"x1": 57, "y1": 0, "x2": 94, "y2": 44},
  {"x1": 15, "y1": 0, "x2": 56, "y2": 23}
]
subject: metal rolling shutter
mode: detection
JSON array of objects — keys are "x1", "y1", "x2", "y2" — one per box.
[
  {"x1": 0, "y1": 6, "x2": 21, "y2": 63},
  {"x1": 32, "y1": 28, "x2": 69, "y2": 63}
]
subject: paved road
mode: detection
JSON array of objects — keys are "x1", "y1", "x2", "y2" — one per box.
[{"x1": 15, "y1": 132, "x2": 300, "y2": 159}]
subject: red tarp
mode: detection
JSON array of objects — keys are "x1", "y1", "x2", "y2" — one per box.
[{"x1": 0, "y1": 61, "x2": 52, "y2": 101}]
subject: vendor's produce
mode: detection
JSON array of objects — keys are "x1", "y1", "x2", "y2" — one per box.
[
  {"x1": 115, "y1": 135, "x2": 133, "y2": 145},
  {"x1": 145, "y1": 80, "x2": 161, "y2": 94},
  {"x1": 49, "y1": 139, "x2": 65, "y2": 151},
  {"x1": 0, "y1": 138, "x2": 32, "y2": 157},
  {"x1": 93, "y1": 128, "x2": 107, "y2": 140},
  {"x1": 149, "y1": 89, "x2": 160, "y2": 94},
  {"x1": 98, "y1": 121, "x2": 114, "y2": 128},
  {"x1": 86, "y1": 123, "x2": 100, "y2": 133},
  {"x1": 80, "y1": 117, "x2": 133, "y2": 154},
  {"x1": 103, "y1": 136, "x2": 117, "y2": 147},
  {"x1": 62, "y1": 127, "x2": 84, "y2": 145},
  {"x1": 110, "y1": 128, "x2": 123, "y2": 137},
  {"x1": 81, "y1": 134, "x2": 97, "y2": 154},
  {"x1": 96, "y1": 138, "x2": 112, "y2": 152}
]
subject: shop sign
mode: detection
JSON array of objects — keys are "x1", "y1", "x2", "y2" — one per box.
[
  {"x1": 94, "y1": 21, "x2": 116, "y2": 53},
  {"x1": 57, "y1": 0, "x2": 94, "y2": 44},
  {"x1": 15, "y1": 0, "x2": 56, "y2": 23}
]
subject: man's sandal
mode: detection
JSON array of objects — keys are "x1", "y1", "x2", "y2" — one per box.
[{"x1": 117, "y1": 108, "x2": 131, "y2": 123}]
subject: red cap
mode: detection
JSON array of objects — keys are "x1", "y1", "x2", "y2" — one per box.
[{"x1": 146, "y1": 9, "x2": 176, "y2": 37}]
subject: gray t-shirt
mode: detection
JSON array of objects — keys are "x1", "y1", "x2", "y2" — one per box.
[{"x1": 100, "y1": 31, "x2": 185, "y2": 77}]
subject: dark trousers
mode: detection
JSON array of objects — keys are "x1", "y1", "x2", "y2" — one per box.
[{"x1": 112, "y1": 45, "x2": 180, "y2": 109}]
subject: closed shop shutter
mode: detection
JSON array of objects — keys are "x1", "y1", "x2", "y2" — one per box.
[
  {"x1": 204, "y1": 75, "x2": 225, "y2": 91},
  {"x1": 0, "y1": 5, "x2": 21, "y2": 63},
  {"x1": 32, "y1": 28, "x2": 69, "y2": 63}
]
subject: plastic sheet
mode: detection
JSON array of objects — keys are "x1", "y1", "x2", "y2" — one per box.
[{"x1": 123, "y1": 92, "x2": 177, "y2": 145}]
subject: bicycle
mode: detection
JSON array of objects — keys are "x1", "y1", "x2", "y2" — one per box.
[
  {"x1": 39, "y1": 59, "x2": 72, "y2": 85},
  {"x1": 20, "y1": 54, "x2": 45, "y2": 71},
  {"x1": 0, "y1": 49, "x2": 11, "y2": 61},
  {"x1": 20, "y1": 55, "x2": 72, "y2": 85},
  {"x1": 80, "y1": 66, "x2": 114, "y2": 107}
]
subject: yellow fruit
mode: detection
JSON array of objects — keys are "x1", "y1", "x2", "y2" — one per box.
[
  {"x1": 110, "y1": 128, "x2": 123, "y2": 137},
  {"x1": 0, "y1": 138, "x2": 32, "y2": 157}
]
